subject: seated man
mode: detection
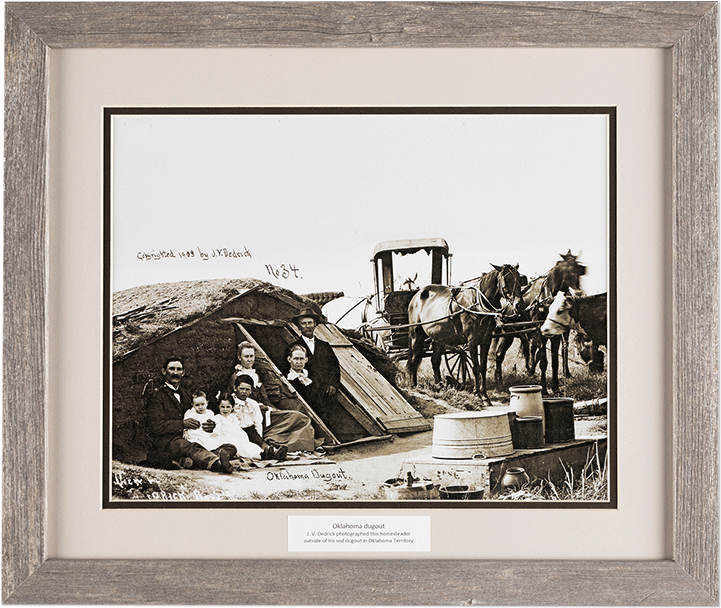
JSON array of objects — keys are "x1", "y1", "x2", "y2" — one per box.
[{"x1": 146, "y1": 356, "x2": 236, "y2": 474}]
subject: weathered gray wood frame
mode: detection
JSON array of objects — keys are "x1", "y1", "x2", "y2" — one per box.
[{"x1": 3, "y1": 1, "x2": 718, "y2": 604}]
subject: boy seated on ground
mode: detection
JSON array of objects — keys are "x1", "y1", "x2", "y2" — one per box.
[{"x1": 233, "y1": 374, "x2": 287, "y2": 461}]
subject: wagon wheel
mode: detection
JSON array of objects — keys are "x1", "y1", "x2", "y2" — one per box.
[{"x1": 443, "y1": 346, "x2": 475, "y2": 389}]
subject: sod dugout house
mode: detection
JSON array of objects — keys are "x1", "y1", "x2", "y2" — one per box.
[{"x1": 111, "y1": 278, "x2": 429, "y2": 464}]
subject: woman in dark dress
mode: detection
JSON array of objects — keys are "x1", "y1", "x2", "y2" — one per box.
[{"x1": 285, "y1": 343, "x2": 366, "y2": 444}]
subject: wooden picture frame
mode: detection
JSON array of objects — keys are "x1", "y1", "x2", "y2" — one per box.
[{"x1": 4, "y1": 1, "x2": 718, "y2": 604}]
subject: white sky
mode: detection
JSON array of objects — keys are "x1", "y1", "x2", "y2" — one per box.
[{"x1": 112, "y1": 112, "x2": 608, "y2": 298}]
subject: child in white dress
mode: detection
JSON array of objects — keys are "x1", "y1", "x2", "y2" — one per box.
[
  {"x1": 211, "y1": 395, "x2": 263, "y2": 460},
  {"x1": 183, "y1": 391, "x2": 218, "y2": 450},
  {"x1": 233, "y1": 375, "x2": 287, "y2": 461}
]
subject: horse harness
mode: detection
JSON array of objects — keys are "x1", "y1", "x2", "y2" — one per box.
[{"x1": 446, "y1": 281, "x2": 511, "y2": 338}]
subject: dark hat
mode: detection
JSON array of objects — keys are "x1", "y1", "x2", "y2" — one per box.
[{"x1": 292, "y1": 307, "x2": 322, "y2": 325}]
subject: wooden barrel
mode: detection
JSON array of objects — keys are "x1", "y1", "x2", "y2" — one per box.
[{"x1": 432, "y1": 411, "x2": 514, "y2": 459}]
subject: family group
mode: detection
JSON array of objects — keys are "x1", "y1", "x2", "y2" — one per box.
[{"x1": 145, "y1": 308, "x2": 342, "y2": 474}]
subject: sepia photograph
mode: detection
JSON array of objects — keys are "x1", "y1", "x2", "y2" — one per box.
[
  {"x1": 5, "y1": 0, "x2": 716, "y2": 602},
  {"x1": 106, "y1": 108, "x2": 613, "y2": 506}
]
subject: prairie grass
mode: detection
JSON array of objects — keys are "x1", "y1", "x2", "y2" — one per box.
[
  {"x1": 397, "y1": 339, "x2": 607, "y2": 407},
  {"x1": 495, "y1": 448, "x2": 609, "y2": 501},
  {"x1": 409, "y1": 375, "x2": 487, "y2": 411},
  {"x1": 243, "y1": 486, "x2": 386, "y2": 501}
]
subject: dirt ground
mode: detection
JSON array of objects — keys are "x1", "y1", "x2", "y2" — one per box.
[{"x1": 111, "y1": 390, "x2": 606, "y2": 502}]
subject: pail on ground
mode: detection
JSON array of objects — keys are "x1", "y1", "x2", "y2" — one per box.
[
  {"x1": 509, "y1": 385, "x2": 545, "y2": 435},
  {"x1": 432, "y1": 411, "x2": 514, "y2": 459},
  {"x1": 439, "y1": 485, "x2": 484, "y2": 500},
  {"x1": 543, "y1": 397, "x2": 576, "y2": 443}
]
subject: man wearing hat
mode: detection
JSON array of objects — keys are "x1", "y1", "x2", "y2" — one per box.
[
  {"x1": 290, "y1": 307, "x2": 341, "y2": 399},
  {"x1": 288, "y1": 308, "x2": 367, "y2": 443}
]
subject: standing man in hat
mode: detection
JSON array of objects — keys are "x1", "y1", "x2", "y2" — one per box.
[
  {"x1": 287, "y1": 308, "x2": 366, "y2": 443},
  {"x1": 290, "y1": 307, "x2": 341, "y2": 399}
]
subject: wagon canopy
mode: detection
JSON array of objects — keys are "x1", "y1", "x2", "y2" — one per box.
[{"x1": 372, "y1": 238, "x2": 449, "y2": 260}]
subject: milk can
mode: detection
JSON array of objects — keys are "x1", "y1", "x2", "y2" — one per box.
[{"x1": 509, "y1": 385, "x2": 545, "y2": 436}]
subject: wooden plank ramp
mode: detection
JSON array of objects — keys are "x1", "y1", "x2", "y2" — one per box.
[
  {"x1": 316, "y1": 324, "x2": 431, "y2": 434},
  {"x1": 228, "y1": 320, "x2": 340, "y2": 446}
]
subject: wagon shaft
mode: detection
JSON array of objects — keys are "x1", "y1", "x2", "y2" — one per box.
[{"x1": 492, "y1": 319, "x2": 543, "y2": 338}]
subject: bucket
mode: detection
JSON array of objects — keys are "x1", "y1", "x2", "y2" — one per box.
[
  {"x1": 382, "y1": 474, "x2": 439, "y2": 500},
  {"x1": 432, "y1": 411, "x2": 514, "y2": 459},
  {"x1": 439, "y1": 485, "x2": 484, "y2": 500},
  {"x1": 543, "y1": 397, "x2": 576, "y2": 443},
  {"x1": 509, "y1": 385, "x2": 545, "y2": 435},
  {"x1": 514, "y1": 416, "x2": 544, "y2": 449}
]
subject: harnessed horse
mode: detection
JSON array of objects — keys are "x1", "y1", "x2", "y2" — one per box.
[
  {"x1": 407, "y1": 264, "x2": 526, "y2": 406},
  {"x1": 541, "y1": 291, "x2": 607, "y2": 373},
  {"x1": 493, "y1": 251, "x2": 586, "y2": 393}
]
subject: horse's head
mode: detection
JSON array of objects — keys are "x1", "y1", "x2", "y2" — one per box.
[
  {"x1": 490, "y1": 263, "x2": 526, "y2": 316},
  {"x1": 540, "y1": 291, "x2": 575, "y2": 337},
  {"x1": 547, "y1": 250, "x2": 586, "y2": 296}
]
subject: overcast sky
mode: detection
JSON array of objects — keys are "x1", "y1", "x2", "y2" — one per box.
[{"x1": 112, "y1": 112, "x2": 608, "y2": 299}]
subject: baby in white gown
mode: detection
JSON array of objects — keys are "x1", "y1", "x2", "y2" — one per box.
[{"x1": 183, "y1": 392, "x2": 218, "y2": 449}]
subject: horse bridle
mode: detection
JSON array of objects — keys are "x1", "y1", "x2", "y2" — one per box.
[
  {"x1": 497, "y1": 266, "x2": 522, "y2": 309},
  {"x1": 544, "y1": 295, "x2": 576, "y2": 331},
  {"x1": 450, "y1": 266, "x2": 521, "y2": 316},
  {"x1": 544, "y1": 314, "x2": 572, "y2": 331}
]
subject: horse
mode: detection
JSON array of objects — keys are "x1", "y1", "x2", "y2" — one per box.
[
  {"x1": 406, "y1": 264, "x2": 526, "y2": 406},
  {"x1": 493, "y1": 251, "x2": 586, "y2": 394},
  {"x1": 322, "y1": 296, "x2": 390, "y2": 351},
  {"x1": 541, "y1": 291, "x2": 607, "y2": 373}
]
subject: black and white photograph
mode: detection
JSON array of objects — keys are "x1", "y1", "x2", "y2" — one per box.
[{"x1": 106, "y1": 108, "x2": 613, "y2": 506}]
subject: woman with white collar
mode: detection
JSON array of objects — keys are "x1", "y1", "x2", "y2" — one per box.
[{"x1": 229, "y1": 340, "x2": 271, "y2": 408}]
